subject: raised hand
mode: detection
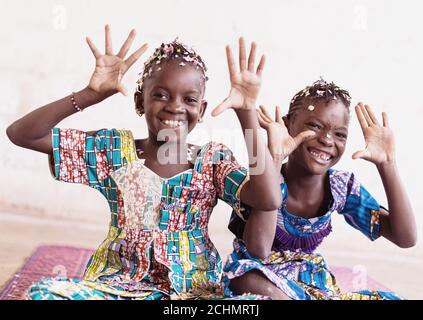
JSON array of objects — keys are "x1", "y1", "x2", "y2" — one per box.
[
  {"x1": 353, "y1": 103, "x2": 395, "y2": 165},
  {"x1": 211, "y1": 37, "x2": 265, "y2": 117},
  {"x1": 86, "y1": 25, "x2": 148, "y2": 97},
  {"x1": 257, "y1": 105, "x2": 315, "y2": 161}
]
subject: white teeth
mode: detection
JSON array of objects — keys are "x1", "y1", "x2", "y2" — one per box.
[
  {"x1": 310, "y1": 149, "x2": 331, "y2": 161},
  {"x1": 161, "y1": 120, "x2": 183, "y2": 128}
]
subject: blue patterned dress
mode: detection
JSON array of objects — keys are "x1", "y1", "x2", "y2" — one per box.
[{"x1": 223, "y1": 169, "x2": 403, "y2": 300}]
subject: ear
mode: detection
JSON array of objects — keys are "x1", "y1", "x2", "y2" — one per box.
[
  {"x1": 198, "y1": 100, "x2": 208, "y2": 121},
  {"x1": 134, "y1": 91, "x2": 144, "y2": 115}
]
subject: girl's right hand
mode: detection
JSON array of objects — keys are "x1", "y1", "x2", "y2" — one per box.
[
  {"x1": 86, "y1": 25, "x2": 148, "y2": 99},
  {"x1": 257, "y1": 105, "x2": 315, "y2": 161}
]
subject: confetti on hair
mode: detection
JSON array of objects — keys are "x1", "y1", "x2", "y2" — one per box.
[
  {"x1": 287, "y1": 77, "x2": 352, "y2": 119},
  {"x1": 136, "y1": 38, "x2": 208, "y2": 93}
]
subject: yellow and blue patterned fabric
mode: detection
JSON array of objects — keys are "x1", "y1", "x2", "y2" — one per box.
[{"x1": 28, "y1": 128, "x2": 251, "y2": 300}]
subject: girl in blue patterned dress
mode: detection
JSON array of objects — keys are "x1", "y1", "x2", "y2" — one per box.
[
  {"x1": 6, "y1": 26, "x2": 282, "y2": 300},
  {"x1": 223, "y1": 79, "x2": 417, "y2": 300}
]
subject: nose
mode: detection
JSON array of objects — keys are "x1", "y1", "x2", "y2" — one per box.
[
  {"x1": 165, "y1": 97, "x2": 185, "y2": 114},
  {"x1": 318, "y1": 131, "x2": 334, "y2": 147}
]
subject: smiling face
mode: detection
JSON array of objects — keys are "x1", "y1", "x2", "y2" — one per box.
[
  {"x1": 135, "y1": 59, "x2": 207, "y2": 143},
  {"x1": 287, "y1": 98, "x2": 350, "y2": 175}
]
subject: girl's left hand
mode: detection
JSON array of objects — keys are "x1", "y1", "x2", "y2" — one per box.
[
  {"x1": 353, "y1": 103, "x2": 395, "y2": 166},
  {"x1": 257, "y1": 105, "x2": 315, "y2": 160},
  {"x1": 211, "y1": 37, "x2": 265, "y2": 116}
]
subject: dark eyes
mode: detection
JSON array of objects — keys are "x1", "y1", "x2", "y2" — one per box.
[
  {"x1": 152, "y1": 92, "x2": 198, "y2": 104},
  {"x1": 335, "y1": 132, "x2": 348, "y2": 139},
  {"x1": 306, "y1": 122, "x2": 347, "y2": 140},
  {"x1": 153, "y1": 92, "x2": 168, "y2": 100},
  {"x1": 307, "y1": 122, "x2": 322, "y2": 130},
  {"x1": 185, "y1": 97, "x2": 199, "y2": 104}
]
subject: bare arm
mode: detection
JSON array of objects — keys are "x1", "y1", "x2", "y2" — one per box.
[
  {"x1": 354, "y1": 103, "x2": 417, "y2": 248},
  {"x1": 6, "y1": 88, "x2": 106, "y2": 154},
  {"x1": 242, "y1": 208, "x2": 278, "y2": 259},
  {"x1": 211, "y1": 38, "x2": 282, "y2": 210},
  {"x1": 7, "y1": 25, "x2": 148, "y2": 154},
  {"x1": 378, "y1": 163, "x2": 417, "y2": 248},
  {"x1": 241, "y1": 105, "x2": 315, "y2": 258},
  {"x1": 235, "y1": 109, "x2": 282, "y2": 210}
]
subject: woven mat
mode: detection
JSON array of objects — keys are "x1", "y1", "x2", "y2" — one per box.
[{"x1": 0, "y1": 245, "x2": 388, "y2": 300}]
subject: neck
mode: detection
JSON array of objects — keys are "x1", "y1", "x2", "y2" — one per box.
[
  {"x1": 143, "y1": 132, "x2": 189, "y2": 164},
  {"x1": 283, "y1": 160, "x2": 328, "y2": 196}
]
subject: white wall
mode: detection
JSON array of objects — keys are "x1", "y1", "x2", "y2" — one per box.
[{"x1": 1, "y1": 0, "x2": 422, "y2": 289}]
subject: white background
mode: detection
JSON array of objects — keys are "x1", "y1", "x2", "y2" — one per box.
[{"x1": 0, "y1": 0, "x2": 422, "y2": 298}]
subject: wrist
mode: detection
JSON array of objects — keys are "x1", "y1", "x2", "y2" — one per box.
[
  {"x1": 272, "y1": 155, "x2": 284, "y2": 173},
  {"x1": 234, "y1": 107, "x2": 257, "y2": 116},
  {"x1": 377, "y1": 159, "x2": 397, "y2": 174},
  {"x1": 235, "y1": 108, "x2": 260, "y2": 128},
  {"x1": 77, "y1": 87, "x2": 110, "y2": 109}
]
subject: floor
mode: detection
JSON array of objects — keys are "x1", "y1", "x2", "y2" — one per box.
[{"x1": 1, "y1": 211, "x2": 422, "y2": 299}]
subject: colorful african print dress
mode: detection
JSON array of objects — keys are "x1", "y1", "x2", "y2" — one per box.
[
  {"x1": 223, "y1": 169, "x2": 403, "y2": 300},
  {"x1": 27, "y1": 128, "x2": 252, "y2": 300}
]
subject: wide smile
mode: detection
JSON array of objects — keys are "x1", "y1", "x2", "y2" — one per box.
[
  {"x1": 307, "y1": 147, "x2": 334, "y2": 164},
  {"x1": 159, "y1": 119, "x2": 185, "y2": 128}
]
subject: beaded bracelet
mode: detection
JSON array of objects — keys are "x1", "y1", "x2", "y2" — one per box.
[{"x1": 70, "y1": 92, "x2": 83, "y2": 112}]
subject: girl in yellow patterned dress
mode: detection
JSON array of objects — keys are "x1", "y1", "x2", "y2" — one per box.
[{"x1": 6, "y1": 25, "x2": 282, "y2": 300}]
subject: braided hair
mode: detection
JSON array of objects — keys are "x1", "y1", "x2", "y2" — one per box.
[
  {"x1": 136, "y1": 39, "x2": 207, "y2": 91},
  {"x1": 286, "y1": 78, "x2": 351, "y2": 121}
]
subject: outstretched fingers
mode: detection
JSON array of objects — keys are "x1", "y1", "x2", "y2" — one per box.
[
  {"x1": 211, "y1": 97, "x2": 232, "y2": 117},
  {"x1": 355, "y1": 103, "x2": 369, "y2": 132},
  {"x1": 117, "y1": 29, "x2": 136, "y2": 58},
  {"x1": 258, "y1": 105, "x2": 273, "y2": 122},
  {"x1": 382, "y1": 112, "x2": 389, "y2": 127},
  {"x1": 364, "y1": 104, "x2": 380, "y2": 126},
  {"x1": 239, "y1": 37, "x2": 247, "y2": 72},
  {"x1": 257, "y1": 108, "x2": 269, "y2": 129},
  {"x1": 105, "y1": 24, "x2": 113, "y2": 55},
  {"x1": 293, "y1": 130, "x2": 316, "y2": 147},
  {"x1": 248, "y1": 42, "x2": 257, "y2": 72},
  {"x1": 352, "y1": 149, "x2": 370, "y2": 160},
  {"x1": 226, "y1": 45, "x2": 237, "y2": 82},
  {"x1": 257, "y1": 106, "x2": 272, "y2": 123},
  {"x1": 275, "y1": 106, "x2": 283, "y2": 124},
  {"x1": 256, "y1": 54, "x2": 265, "y2": 77},
  {"x1": 117, "y1": 83, "x2": 128, "y2": 96},
  {"x1": 124, "y1": 43, "x2": 149, "y2": 71},
  {"x1": 86, "y1": 37, "x2": 101, "y2": 59}
]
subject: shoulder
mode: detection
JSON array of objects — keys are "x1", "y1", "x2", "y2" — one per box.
[
  {"x1": 85, "y1": 128, "x2": 133, "y2": 139},
  {"x1": 329, "y1": 168, "x2": 361, "y2": 197},
  {"x1": 329, "y1": 169, "x2": 363, "y2": 212},
  {"x1": 201, "y1": 141, "x2": 237, "y2": 163}
]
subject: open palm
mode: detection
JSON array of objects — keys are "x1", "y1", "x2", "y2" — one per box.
[
  {"x1": 86, "y1": 25, "x2": 148, "y2": 97},
  {"x1": 257, "y1": 105, "x2": 315, "y2": 160},
  {"x1": 212, "y1": 38, "x2": 265, "y2": 116},
  {"x1": 353, "y1": 103, "x2": 395, "y2": 165}
]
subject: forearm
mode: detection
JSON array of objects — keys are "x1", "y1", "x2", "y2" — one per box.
[
  {"x1": 236, "y1": 109, "x2": 282, "y2": 210},
  {"x1": 7, "y1": 87, "x2": 106, "y2": 152},
  {"x1": 378, "y1": 161, "x2": 417, "y2": 247},
  {"x1": 270, "y1": 153, "x2": 284, "y2": 182},
  {"x1": 243, "y1": 209, "x2": 278, "y2": 259}
]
